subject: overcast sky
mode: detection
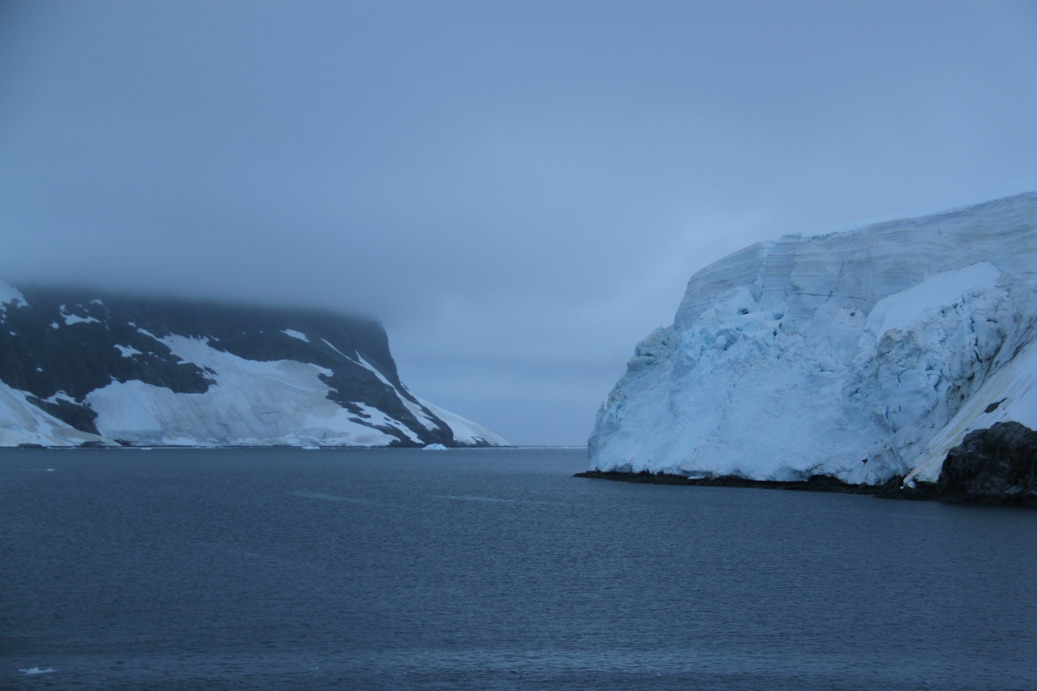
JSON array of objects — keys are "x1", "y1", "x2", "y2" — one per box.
[{"x1": 2, "y1": 1, "x2": 1036, "y2": 445}]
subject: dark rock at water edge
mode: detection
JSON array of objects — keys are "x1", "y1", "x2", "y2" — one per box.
[
  {"x1": 933, "y1": 421, "x2": 1037, "y2": 506},
  {"x1": 575, "y1": 469, "x2": 884, "y2": 494},
  {"x1": 578, "y1": 423, "x2": 1037, "y2": 507}
]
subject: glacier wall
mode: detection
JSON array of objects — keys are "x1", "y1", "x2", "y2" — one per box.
[{"x1": 589, "y1": 192, "x2": 1037, "y2": 485}]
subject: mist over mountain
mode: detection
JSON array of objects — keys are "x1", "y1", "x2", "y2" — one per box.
[{"x1": 0, "y1": 283, "x2": 505, "y2": 448}]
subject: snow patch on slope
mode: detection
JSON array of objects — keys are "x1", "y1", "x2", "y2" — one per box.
[
  {"x1": 0, "y1": 288, "x2": 506, "y2": 448},
  {"x1": 417, "y1": 396, "x2": 509, "y2": 446},
  {"x1": 334, "y1": 346, "x2": 442, "y2": 432},
  {"x1": 44, "y1": 391, "x2": 77, "y2": 405},
  {"x1": 326, "y1": 336, "x2": 506, "y2": 444},
  {"x1": 0, "y1": 381, "x2": 105, "y2": 447},
  {"x1": 320, "y1": 337, "x2": 350, "y2": 359},
  {"x1": 0, "y1": 281, "x2": 27, "y2": 311},
  {"x1": 347, "y1": 401, "x2": 422, "y2": 444},
  {"x1": 86, "y1": 336, "x2": 398, "y2": 446},
  {"x1": 865, "y1": 262, "x2": 1000, "y2": 337},
  {"x1": 59, "y1": 304, "x2": 100, "y2": 326}
]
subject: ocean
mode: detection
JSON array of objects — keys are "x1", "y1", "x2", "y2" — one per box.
[{"x1": 2, "y1": 447, "x2": 1035, "y2": 689}]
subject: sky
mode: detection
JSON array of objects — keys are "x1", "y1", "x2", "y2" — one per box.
[{"x1": 2, "y1": 0, "x2": 1037, "y2": 445}]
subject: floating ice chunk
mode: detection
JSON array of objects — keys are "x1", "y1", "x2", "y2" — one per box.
[
  {"x1": 423, "y1": 443, "x2": 448, "y2": 450},
  {"x1": 20, "y1": 667, "x2": 56, "y2": 675}
]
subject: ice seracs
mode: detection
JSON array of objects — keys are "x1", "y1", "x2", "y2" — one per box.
[{"x1": 589, "y1": 192, "x2": 1037, "y2": 486}]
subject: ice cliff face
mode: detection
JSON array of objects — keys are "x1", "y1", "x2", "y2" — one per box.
[
  {"x1": 589, "y1": 192, "x2": 1037, "y2": 486},
  {"x1": 0, "y1": 286, "x2": 505, "y2": 448}
]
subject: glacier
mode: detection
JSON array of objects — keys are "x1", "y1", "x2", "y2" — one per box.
[
  {"x1": 0, "y1": 286, "x2": 506, "y2": 448},
  {"x1": 589, "y1": 192, "x2": 1037, "y2": 487}
]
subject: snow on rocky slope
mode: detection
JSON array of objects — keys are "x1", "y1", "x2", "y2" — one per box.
[
  {"x1": 589, "y1": 192, "x2": 1037, "y2": 486},
  {"x1": 0, "y1": 286, "x2": 506, "y2": 448}
]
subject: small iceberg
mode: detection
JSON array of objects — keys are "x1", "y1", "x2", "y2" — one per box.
[
  {"x1": 301, "y1": 445, "x2": 320, "y2": 450},
  {"x1": 422, "y1": 443, "x2": 448, "y2": 451},
  {"x1": 20, "y1": 667, "x2": 56, "y2": 675}
]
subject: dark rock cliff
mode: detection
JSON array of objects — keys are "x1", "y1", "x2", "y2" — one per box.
[
  {"x1": 934, "y1": 422, "x2": 1037, "y2": 506},
  {"x1": 0, "y1": 284, "x2": 500, "y2": 447}
]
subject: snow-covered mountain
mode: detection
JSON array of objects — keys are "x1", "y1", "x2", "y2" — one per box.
[
  {"x1": 589, "y1": 192, "x2": 1037, "y2": 493},
  {"x1": 0, "y1": 285, "x2": 506, "y2": 448}
]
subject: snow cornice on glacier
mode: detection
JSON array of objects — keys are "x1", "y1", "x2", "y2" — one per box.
[
  {"x1": 589, "y1": 191, "x2": 1037, "y2": 497},
  {"x1": 676, "y1": 191, "x2": 1037, "y2": 331}
]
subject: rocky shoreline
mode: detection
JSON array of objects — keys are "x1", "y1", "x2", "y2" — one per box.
[
  {"x1": 577, "y1": 422, "x2": 1037, "y2": 507},
  {"x1": 574, "y1": 469, "x2": 928, "y2": 499}
]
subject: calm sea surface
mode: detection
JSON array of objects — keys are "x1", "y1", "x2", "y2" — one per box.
[{"x1": 2, "y1": 447, "x2": 1035, "y2": 690}]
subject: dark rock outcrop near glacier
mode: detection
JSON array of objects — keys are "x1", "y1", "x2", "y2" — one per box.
[{"x1": 933, "y1": 422, "x2": 1037, "y2": 506}]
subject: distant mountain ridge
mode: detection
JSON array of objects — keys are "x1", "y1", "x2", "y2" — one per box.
[{"x1": 0, "y1": 284, "x2": 505, "y2": 448}]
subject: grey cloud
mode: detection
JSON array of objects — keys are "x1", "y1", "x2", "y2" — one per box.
[{"x1": 2, "y1": 0, "x2": 1036, "y2": 443}]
